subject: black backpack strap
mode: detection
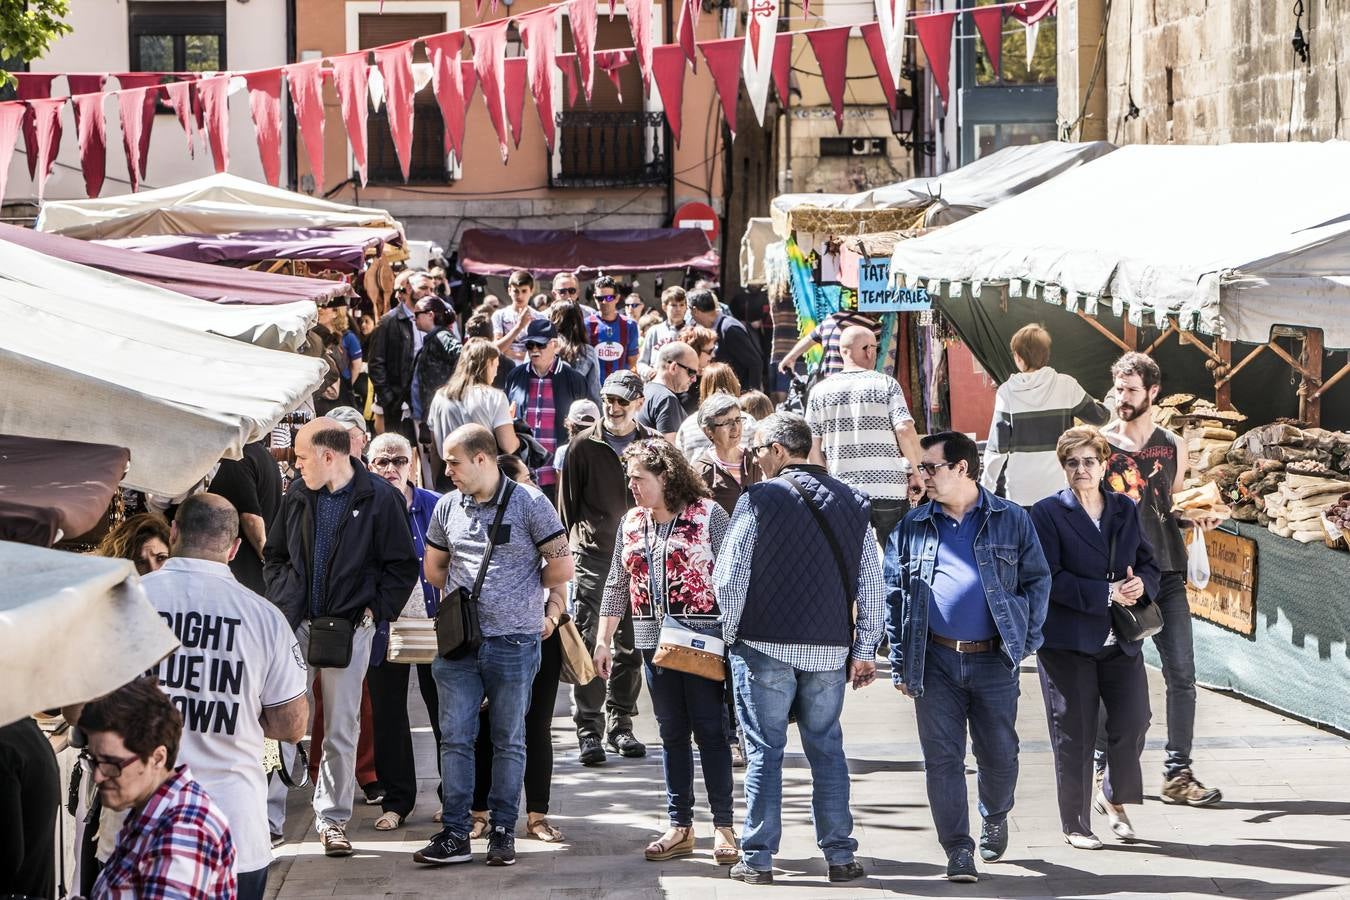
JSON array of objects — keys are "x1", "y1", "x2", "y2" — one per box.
[
  {"x1": 783, "y1": 473, "x2": 855, "y2": 609},
  {"x1": 471, "y1": 477, "x2": 515, "y2": 602}
]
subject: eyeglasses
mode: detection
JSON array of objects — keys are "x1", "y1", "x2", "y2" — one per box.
[
  {"x1": 415, "y1": 309, "x2": 435, "y2": 318},
  {"x1": 1064, "y1": 457, "x2": 1103, "y2": 470},
  {"x1": 554, "y1": 286, "x2": 578, "y2": 296},
  {"x1": 749, "y1": 442, "x2": 776, "y2": 454},
  {"x1": 602, "y1": 396, "x2": 632, "y2": 407},
  {"x1": 917, "y1": 461, "x2": 956, "y2": 476},
  {"x1": 78, "y1": 748, "x2": 141, "y2": 780},
  {"x1": 676, "y1": 362, "x2": 699, "y2": 379},
  {"x1": 525, "y1": 341, "x2": 550, "y2": 350},
  {"x1": 625, "y1": 301, "x2": 643, "y2": 309},
  {"x1": 371, "y1": 456, "x2": 410, "y2": 469},
  {"x1": 706, "y1": 417, "x2": 741, "y2": 430},
  {"x1": 598, "y1": 293, "x2": 618, "y2": 302}
]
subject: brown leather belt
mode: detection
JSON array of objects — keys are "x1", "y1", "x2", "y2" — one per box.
[{"x1": 929, "y1": 632, "x2": 1000, "y2": 654}]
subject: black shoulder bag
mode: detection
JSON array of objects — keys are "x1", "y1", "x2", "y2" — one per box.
[
  {"x1": 436, "y1": 478, "x2": 516, "y2": 660},
  {"x1": 1105, "y1": 526, "x2": 1164, "y2": 641},
  {"x1": 784, "y1": 473, "x2": 856, "y2": 626}
]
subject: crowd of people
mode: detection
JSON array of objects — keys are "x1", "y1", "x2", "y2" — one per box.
[{"x1": 6, "y1": 274, "x2": 1231, "y2": 897}]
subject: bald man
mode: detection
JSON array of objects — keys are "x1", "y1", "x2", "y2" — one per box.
[
  {"x1": 263, "y1": 417, "x2": 418, "y2": 857},
  {"x1": 804, "y1": 325, "x2": 924, "y2": 545}
]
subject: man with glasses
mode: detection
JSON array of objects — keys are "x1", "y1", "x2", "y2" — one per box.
[
  {"x1": 369, "y1": 269, "x2": 429, "y2": 440},
  {"x1": 504, "y1": 319, "x2": 591, "y2": 502},
  {"x1": 637, "y1": 341, "x2": 699, "y2": 442},
  {"x1": 559, "y1": 370, "x2": 661, "y2": 766},
  {"x1": 885, "y1": 431, "x2": 1050, "y2": 883},
  {"x1": 492, "y1": 270, "x2": 546, "y2": 364},
  {"x1": 586, "y1": 274, "x2": 640, "y2": 380},
  {"x1": 805, "y1": 325, "x2": 924, "y2": 546}
]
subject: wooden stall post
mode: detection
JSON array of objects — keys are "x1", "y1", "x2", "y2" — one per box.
[
  {"x1": 1214, "y1": 339, "x2": 1232, "y2": 411},
  {"x1": 1302, "y1": 328, "x2": 1323, "y2": 426}
]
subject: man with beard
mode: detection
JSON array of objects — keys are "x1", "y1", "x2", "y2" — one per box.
[{"x1": 1100, "y1": 352, "x2": 1224, "y2": 807}]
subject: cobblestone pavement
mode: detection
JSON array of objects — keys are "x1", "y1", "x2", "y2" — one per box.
[{"x1": 266, "y1": 661, "x2": 1350, "y2": 899}]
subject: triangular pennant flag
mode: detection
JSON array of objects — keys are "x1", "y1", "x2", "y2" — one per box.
[
  {"x1": 284, "y1": 60, "x2": 327, "y2": 192},
  {"x1": 859, "y1": 23, "x2": 897, "y2": 113},
  {"x1": 195, "y1": 74, "x2": 231, "y2": 174},
  {"x1": 699, "y1": 36, "x2": 744, "y2": 138},
  {"x1": 27, "y1": 97, "x2": 65, "y2": 201},
  {"x1": 771, "y1": 32, "x2": 792, "y2": 109},
  {"x1": 425, "y1": 32, "x2": 469, "y2": 161},
  {"x1": 569, "y1": 0, "x2": 598, "y2": 101},
  {"x1": 518, "y1": 8, "x2": 559, "y2": 150},
  {"x1": 0, "y1": 102, "x2": 25, "y2": 206},
  {"x1": 970, "y1": 6, "x2": 1003, "y2": 78},
  {"x1": 462, "y1": 60, "x2": 479, "y2": 107},
  {"x1": 503, "y1": 57, "x2": 528, "y2": 150},
  {"x1": 556, "y1": 53, "x2": 580, "y2": 107},
  {"x1": 15, "y1": 73, "x2": 57, "y2": 180},
  {"x1": 115, "y1": 73, "x2": 163, "y2": 186},
  {"x1": 162, "y1": 77, "x2": 198, "y2": 159},
  {"x1": 70, "y1": 92, "x2": 108, "y2": 198},
  {"x1": 650, "y1": 44, "x2": 686, "y2": 147},
  {"x1": 595, "y1": 49, "x2": 632, "y2": 102},
  {"x1": 805, "y1": 26, "x2": 851, "y2": 132},
  {"x1": 374, "y1": 42, "x2": 417, "y2": 181},
  {"x1": 677, "y1": 0, "x2": 700, "y2": 67},
  {"x1": 1025, "y1": 20, "x2": 1041, "y2": 69},
  {"x1": 468, "y1": 19, "x2": 511, "y2": 163},
  {"x1": 742, "y1": 0, "x2": 779, "y2": 125},
  {"x1": 914, "y1": 11, "x2": 957, "y2": 108},
  {"x1": 330, "y1": 52, "x2": 372, "y2": 184},
  {"x1": 244, "y1": 68, "x2": 284, "y2": 186},
  {"x1": 872, "y1": 0, "x2": 904, "y2": 97},
  {"x1": 626, "y1": 0, "x2": 653, "y2": 94},
  {"x1": 1011, "y1": 0, "x2": 1056, "y2": 25}
]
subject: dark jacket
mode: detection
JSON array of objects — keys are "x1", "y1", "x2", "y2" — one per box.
[
  {"x1": 558, "y1": 420, "x2": 660, "y2": 562},
  {"x1": 263, "y1": 458, "x2": 419, "y2": 629},
  {"x1": 368, "y1": 307, "x2": 416, "y2": 417},
  {"x1": 504, "y1": 358, "x2": 591, "y2": 450},
  {"x1": 711, "y1": 312, "x2": 764, "y2": 392},
  {"x1": 695, "y1": 453, "x2": 763, "y2": 516},
  {"x1": 1030, "y1": 488, "x2": 1162, "y2": 655}
]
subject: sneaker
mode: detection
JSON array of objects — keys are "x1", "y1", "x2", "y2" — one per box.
[
  {"x1": 945, "y1": 848, "x2": 978, "y2": 883},
  {"x1": 828, "y1": 860, "x2": 866, "y2": 883},
  {"x1": 607, "y1": 730, "x2": 647, "y2": 758},
  {"x1": 361, "y1": 781, "x2": 386, "y2": 805},
  {"x1": 1065, "y1": 832, "x2": 1103, "y2": 850},
  {"x1": 485, "y1": 825, "x2": 516, "y2": 866},
  {"x1": 728, "y1": 861, "x2": 774, "y2": 885},
  {"x1": 1160, "y1": 768, "x2": 1222, "y2": 807},
  {"x1": 731, "y1": 742, "x2": 747, "y2": 769},
  {"x1": 413, "y1": 828, "x2": 472, "y2": 865},
  {"x1": 578, "y1": 735, "x2": 607, "y2": 767},
  {"x1": 319, "y1": 825, "x2": 353, "y2": 857},
  {"x1": 978, "y1": 819, "x2": 1008, "y2": 862}
]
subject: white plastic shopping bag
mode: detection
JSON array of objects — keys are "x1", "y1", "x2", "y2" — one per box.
[{"x1": 1186, "y1": 525, "x2": 1211, "y2": 589}]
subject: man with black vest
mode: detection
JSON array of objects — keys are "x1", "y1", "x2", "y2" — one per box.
[{"x1": 715, "y1": 412, "x2": 884, "y2": 886}]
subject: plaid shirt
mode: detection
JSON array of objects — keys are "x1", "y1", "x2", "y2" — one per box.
[
  {"x1": 524, "y1": 359, "x2": 560, "y2": 486},
  {"x1": 93, "y1": 765, "x2": 237, "y2": 900}
]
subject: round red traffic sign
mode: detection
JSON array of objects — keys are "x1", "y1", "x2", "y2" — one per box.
[{"x1": 672, "y1": 201, "x2": 720, "y2": 244}]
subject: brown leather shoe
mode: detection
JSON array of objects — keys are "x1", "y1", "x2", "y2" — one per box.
[
  {"x1": 1160, "y1": 768, "x2": 1222, "y2": 806},
  {"x1": 320, "y1": 825, "x2": 354, "y2": 857}
]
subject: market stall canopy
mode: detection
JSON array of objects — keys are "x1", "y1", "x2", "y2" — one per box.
[
  {"x1": 36, "y1": 172, "x2": 400, "y2": 240},
  {"x1": 458, "y1": 228, "x2": 719, "y2": 277},
  {"x1": 0, "y1": 435, "x2": 129, "y2": 547},
  {"x1": 100, "y1": 226, "x2": 403, "y2": 275},
  {"x1": 771, "y1": 141, "x2": 1116, "y2": 236},
  {"x1": 2, "y1": 274, "x2": 327, "y2": 497},
  {"x1": 888, "y1": 142, "x2": 1350, "y2": 350},
  {"x1": 0, "y1": 542, "x2": 179, "y2": 727},
  {"x1": 0, "y1": 238, "x2": 317, "y2": 351}
]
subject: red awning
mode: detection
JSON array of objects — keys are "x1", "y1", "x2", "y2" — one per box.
[
  {"x1": 0, "y1": 434, "x2": 130, "y2": 546},
  {"x1": 458, "y1": 227, "x2": 719, "y2": 277}
]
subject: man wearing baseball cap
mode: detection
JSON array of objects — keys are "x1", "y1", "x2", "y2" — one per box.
[
  {"x1": 505, "y1": 318, "x2": 591, "y2": 502},
  {"x1": 559, "y1": 370, "x2": 660, "y2": 766}
]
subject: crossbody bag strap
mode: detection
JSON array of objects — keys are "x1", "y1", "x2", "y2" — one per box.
[
  {"x1": 471, "y1": 477, "x2": 516, "y2": 602},
  {"x1": 643, "y1": 520, "x2": 665, "y2": 623},
  {"x1": 783, "y1": 473, "x2": 854, "y2": 608}
]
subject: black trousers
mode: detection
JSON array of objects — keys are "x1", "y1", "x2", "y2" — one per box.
[
  {"x1": 870, "y1": 498, "x2": 909, "y2": 548},
  {"x1": 367, "y1": 659, "x2": 441, "y2": 818},
  {"x1": 473, "y1": 630, "x2": 563, "y2": 814},
  {"x1": 572, "y1": 553, "x2": 642, "y2": 742},
  {"x1": 1038, "y1": 644, "x2": 1151, "y2": 836}
]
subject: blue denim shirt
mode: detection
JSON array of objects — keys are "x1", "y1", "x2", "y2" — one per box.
[{"x1": 884, "y1": 486, "x2": 1051, "y2": 697}]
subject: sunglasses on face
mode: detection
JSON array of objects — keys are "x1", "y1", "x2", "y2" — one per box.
[
  {"x1": 371, "y1": 456, "x2": 410, "y2": 469},
  {"x1": 676, "y1": 362, "x2": 699, "y2": 379},
  {"x1": 554, "y1": 286, "x2": 578, "y2": 295}
]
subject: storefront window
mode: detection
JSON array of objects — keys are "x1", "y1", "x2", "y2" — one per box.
[{"x1": 973, "y1": 122, "x2": 1057, "y2": 159}]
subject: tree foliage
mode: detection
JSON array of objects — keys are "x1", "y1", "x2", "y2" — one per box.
[{"x1": 0, "y1": 0, "x2": 72, "y2": 89}]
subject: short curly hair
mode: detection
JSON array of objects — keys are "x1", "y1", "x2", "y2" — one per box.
[
  {"x1": 622, "y1": 439, "x2": 711, "y2": 510},
  {"x1": 1055, "y1": 425, "x2": 1111, "y2": 465}
]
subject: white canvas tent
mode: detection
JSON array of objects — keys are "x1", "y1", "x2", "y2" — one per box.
[
  {"x1": 0, "y1": 542, "x2": 179, "y2": 727},
  {"x1": 2, "y1": 274, "x2": 327, "y2": 497},
  {"x1": 37, "y1": 172, "x2": 400, "y2": 240},
  {"x1": 888, "y1": 142, "x2": 1350, "y2": 350},
  {"x1": 0, "y1": 238, "x2": 316, "y2": 352}
]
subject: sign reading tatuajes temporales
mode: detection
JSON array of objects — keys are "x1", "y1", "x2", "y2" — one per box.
[
  {"x1": 1186, "y1": 529, "x2": 1258, "y2": 636},
  {"x1": 858, "y1": 256, "x2": 931, "y2": 312}
]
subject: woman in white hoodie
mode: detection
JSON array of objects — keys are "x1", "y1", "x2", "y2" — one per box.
[{"x1": 981, "y1": 325, "x2": 1110, "y2": 506}]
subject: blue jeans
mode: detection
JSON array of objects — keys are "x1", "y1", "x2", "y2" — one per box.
[
  {"x1": 433, "y1": 633, "x2": 542, "y2": 835},
  {"x1": 642, "y1": 650, "x2": 734, "y2": 828},
  {"x1": 914, "y1": 641, "x2": 1020, "y2": 854},
  {"x1": 730, "y1": 644, "x2": 857, "y2": 872}
]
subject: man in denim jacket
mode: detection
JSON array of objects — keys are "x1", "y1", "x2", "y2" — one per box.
[{"x1": 884, "y1": 431, "x2": 1050, "y2": 884}]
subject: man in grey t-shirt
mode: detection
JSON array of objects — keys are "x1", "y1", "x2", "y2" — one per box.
[{"x1": 414, "y1": 424, "x2": 574, "y2": 868}]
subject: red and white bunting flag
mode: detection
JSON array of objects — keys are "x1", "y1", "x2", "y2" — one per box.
[
  {"x1": 699, "y1": 36, "x2": 744, "y2": 138},
  {"x1": 627, "y1": 0, "x2": 653, "y2": 94},
  {"x1": 556, "y1": 52, "x2": 581, "y2": 107},
  {"x1": 771, "y1": 31, "x2": 792, "y2": 109},
  {"x1": 244, "y1": 69, "x2": 284, "y2": 186},
  {"x1": 805, "y1": 26, "x2": 851, "y2": 132},
  {"x1": 330, "y1": 52, "x2": 372, "y2": 184},
  {"x1": 468, "y1": 19, "x2": 511, "y2": 163},
  {"x1": 742, "y1": 0, "x2": 779, "y2": 125},
  {"x1": 676, "y1": 0, "x2": 701, "y2": 67},
  {"x1": 518, "y1": 8, "x2": 559, "y2": 150},
  {"x1": 503, "y1": 57, "x2": 528, "y2": 149},
  {"x1": 27, "y1": 97, "x2": 65, "y2": 201},
  {"x1": 115, "y1": 73, "x2": 163, "y2": 188},
  {"x1": 15, "y1": 73, "x2": 57, "y2": 179},
  {"x1": 970, "y1": 6, "x2": 1003, "y2": 77},
  {"x1": 162, "y1": 77, "x2": 198, "y2": 159},
  {"x1": 570, "y1": 0, "x2": 598, "y2": 101},
  {"x1": 68, "y1": 84, "x2": 109, "y2": 198},
  {"x1": 872, "y1": 0, "x2": 904, "y2": 95},
  {"x1": 0, "y1": 102, "x2": 25, "y2": 205},
  {"x1": 914, "y1": 11, "x2": 957, "y2": 108},
  {"x1": 375, "y1": 42, "x2": 417, "y2": 181},
  {"x1": 650, "y1": 43, "x2": 686, "y2": 146},
  {"x1": 859, "y1": 23, "x2": 897, "y2": 113},
  {"x1": 594, "y1": 49, "x2": 633, "y2": 102},
  {"x1": 195, "y1": 74, "x2": 231, "y2": 174},
  {"x1": 284, "y1": 61, "x2": 326, "y2": 191},
  {"x1": 424, "y1": 32, "x2": 469, "y2": 161}
]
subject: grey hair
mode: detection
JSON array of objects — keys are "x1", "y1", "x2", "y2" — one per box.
[
  {"x1": 656, "y1": 340, "x2": 694, "y2": 366},
  {"x1": 698, "y1": 392, "x2": 742, "y2": 427},
  {"x1": 369, "y1": 432, "x2": 412, "y2": 459},
  {"x1": 755, "y1": 412, "x2": 812, "y2": 457}
]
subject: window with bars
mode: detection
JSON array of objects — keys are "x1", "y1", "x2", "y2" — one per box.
[
  {"x1": 359, "y1": 12, "x2": 452, "y2": 185},
  {"x1": 128, "y1": 1, "x2": 226, "y2": 73}
]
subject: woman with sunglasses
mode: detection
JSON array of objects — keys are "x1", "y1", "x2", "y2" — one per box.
[
  {"x1": 1030, "y1": 426, "x2": 1160, "y2": 850},
  {"x1": 593, "y1": 440, "x2": 738, "y2": 865}
]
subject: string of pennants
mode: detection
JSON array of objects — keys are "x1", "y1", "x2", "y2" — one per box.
[{"x1": 0, "y1": 0, "x2": 1053, "y2": 204}]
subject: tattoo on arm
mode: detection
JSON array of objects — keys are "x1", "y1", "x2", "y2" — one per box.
[{"x1": 540, "y1": 535, "x2": 571, "y2": 560}]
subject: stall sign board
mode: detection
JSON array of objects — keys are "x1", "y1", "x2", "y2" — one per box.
[
  {"x1": 1186, "y1": 529, "x2": 1258, "y2": 636},
  {"x1": 858, "y1": 256, "x2": 931, "y2": 312}
]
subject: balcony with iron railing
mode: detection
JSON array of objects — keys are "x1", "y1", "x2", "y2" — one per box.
[{"x1": 550, "y1": 110, "x2": 671, "y2": 189}]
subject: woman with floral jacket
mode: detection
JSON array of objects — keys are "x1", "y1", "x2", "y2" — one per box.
[{"x1": 594, "y1": 439, "x2": 736, "y2": 866}]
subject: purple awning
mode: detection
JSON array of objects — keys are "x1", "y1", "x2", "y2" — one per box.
[
  {"x1": 100, "y1": 226, "x2": 401, "y2": 274},
  {"x1": 0, "y1": 222, "x2": 350, "y2": 306},
  {"x1": 0, "y1": 434, "x2": 129, "y2": 546},
  {"x1": 458, "y1": 228, "x2": 719, "y2": 277}
]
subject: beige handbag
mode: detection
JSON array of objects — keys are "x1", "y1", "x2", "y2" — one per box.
[
  {"x1": 557, "y1": 613, "x2": 598, "y2": 685},
  {"x1": 643, "y1": 521, "x2": 726, "y2": 682},
  {"x1": 387, "y1": 583, "x2": 438, "y2": 665}
]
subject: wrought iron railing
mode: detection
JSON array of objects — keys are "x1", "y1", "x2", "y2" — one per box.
[{"x1": 550, "y1": 110, "x2": 671, "y2": 188}]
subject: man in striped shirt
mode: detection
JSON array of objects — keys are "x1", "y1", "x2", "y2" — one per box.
[{"x1": 776, "y1": 308, "x2": 884, "y2": 381}]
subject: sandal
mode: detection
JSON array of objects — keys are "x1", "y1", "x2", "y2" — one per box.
[
  {"x1": 527, "y1": 815, "x2": 565, "y2": 843},
  {"x1": 713, "y1": 826, "x2": 740, "y2": 865},
  {"x1": 469, "y1": 812, "x2": 490, "y2": 840},
  {"x1": 373, "y1": 811, "x2": 403, "y2": 831},
  {"x1": 644, "y1": 825, "x2": 695, "y2": 861}
]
